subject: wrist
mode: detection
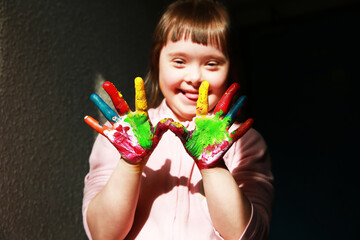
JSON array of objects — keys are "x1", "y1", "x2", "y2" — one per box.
[
  {"x1": 119, "y1": 158, "x2": 145, "y2": 174},
  {"x1": 197, "y1": 158, "x2": 227, "y2": 172}
]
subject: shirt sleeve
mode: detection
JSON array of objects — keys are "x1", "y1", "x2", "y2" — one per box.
[
  {"x1": 82, "y1": 133, "x2": 120, "y2": 239},
  {"x1": 224, "y1": 127, "x2": 274, "y2": 240}
]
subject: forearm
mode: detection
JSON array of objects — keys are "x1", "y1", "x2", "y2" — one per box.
[
  {"x1": 86, "y1": 159, "x2": 143, "y2": 240},
  {"x1": 201, "y1": 165, "x2": 251, "y2": 240}
]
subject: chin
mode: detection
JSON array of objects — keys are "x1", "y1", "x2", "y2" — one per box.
[{"x1": 175, "y1": 109, "x2": 196, "y2": 122}]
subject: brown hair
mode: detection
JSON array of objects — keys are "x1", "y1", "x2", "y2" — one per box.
[{"x1": 145, "y1": 0, "x2": 232, "y2": 108}]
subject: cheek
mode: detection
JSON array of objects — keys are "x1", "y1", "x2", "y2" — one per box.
[
  {"x1": 209, "y1": 73, "x2": 228, "y2": 94},
  {"x1": 208, "y1": 93, "x2": 223, "y2": 111},
  {"x1": 207, "y1": 75, "x2": 228, "y2": 109},
  {"x1": 159, "y1": 67, "x2": 180, "y2": 90}
]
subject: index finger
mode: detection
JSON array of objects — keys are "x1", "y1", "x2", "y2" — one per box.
[
  {"x1": 214, "y1": 83, "x2": 240, "y2": 116},
  {"x1": 134, "y1": 77, "x2": 148, "y2": 116},
  {"x1": 196, "y1": 81, "x2": 209, "y2": 116}
]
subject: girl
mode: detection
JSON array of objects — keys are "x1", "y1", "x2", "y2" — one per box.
[{"x1": 83, "y1": 0, "x2": 273, "y2": 239}]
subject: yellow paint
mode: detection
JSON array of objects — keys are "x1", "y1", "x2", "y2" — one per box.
[
  {"x1": 196, "y1": 81, "x2": 209, "y2": 116},
  {"x1": 134, "y1": 77, "x2": 148, "y2": 115},
  {"x1": 170, "y1": 121, "x2": 184, "y2": 128}
]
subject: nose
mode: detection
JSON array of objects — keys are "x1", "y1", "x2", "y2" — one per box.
[{"x1": 184, "y1": 64, "x2": 202, "y2": 86}]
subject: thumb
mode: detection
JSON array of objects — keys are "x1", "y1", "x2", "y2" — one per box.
[
  {"x1": 152, "y1": 118, "x2": 173, "y2": 145},
  {"x1": 168, "y1": 120, "x2": 189, "y2": 144}
]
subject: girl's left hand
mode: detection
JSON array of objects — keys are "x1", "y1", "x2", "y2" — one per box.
[{"x1": 169, "y1": 81, "x2": 254, "y2": 170}]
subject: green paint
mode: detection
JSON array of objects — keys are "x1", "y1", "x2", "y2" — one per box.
[
  {"x1": 186, "y1": 113, "x2": 231, "y2": 159},
  {"x1": 124, "y1": 113, "x2": 153, "y2": 150}
]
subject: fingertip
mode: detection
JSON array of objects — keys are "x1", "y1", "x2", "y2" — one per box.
[
  {"x1": 103, "y1": 81, "x2": 112, "y2": 88},
  {"x1": 103, "y1": 81, "x2": 119, "y2": 97},
  {"x1": 229, "y1": 83, "x2": 240, "y2": 92},
  {"x1": 233, "y1": 82, "x2": 240, "y2": 87},
  {"x1": 135, "y1": 77, "x2": 147, "y2": 112},
  {"x1": 244, "y1": 118, "x2": 254, "y2": 128},
  {"x1": 238, "y1": 95, "x2": 247, "y2": 103},
  {"x1": 201, "y1": 81, "x2": 209, "y2": 89},
  {"x1": 134, "y1": 77, "x2": 144, "y2": 85},
  {"x1": 159, "y1": 117, "x2": 174, "y2": 125},
  {"x1": 90, "y1": 93, "x2": 99, "y2": 102}
]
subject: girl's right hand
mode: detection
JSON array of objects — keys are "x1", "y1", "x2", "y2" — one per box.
[{"x1": 84, "y1": 77, "x2": 172, "y2": 169}]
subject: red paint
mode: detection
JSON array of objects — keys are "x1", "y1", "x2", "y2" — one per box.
[
  {"x1": 196, "y1": 141, "x2": 230, "y2": 169},
  {"x1": 111, "y1": 124, "x2": 146, "y2": 164},
  {"x1": 103, "y1": 81, "x2": 130, "y2": 114},
  {"x1": 169, "y1": 122, "x2": 188, "y2": 143},
  {"x1": 230, "y1": 118, "x2": 254, "y2": 141},
  {"x1": 214, "y1": 83, "x2": 240, "y2": 115}
]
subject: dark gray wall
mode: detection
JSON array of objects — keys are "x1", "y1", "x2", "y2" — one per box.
[{"x1": 0, "y1": 0, "x2": 358, "y2": 239}]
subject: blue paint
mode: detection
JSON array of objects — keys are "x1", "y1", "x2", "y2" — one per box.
[
  {"x1": 90, "y1": 93, "x2": 119, "y2": 123},
  {"x1": 225, "y1": 95, "x2": 247, "y2": 122}
]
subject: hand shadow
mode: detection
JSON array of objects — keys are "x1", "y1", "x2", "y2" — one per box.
[{"x1": 125, "y1": 159, "x2": 204, "y2": 239}]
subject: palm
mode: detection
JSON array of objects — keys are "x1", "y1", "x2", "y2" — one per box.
[
  {"x1": 103, "y1": 111, "x2": 154, "y2": 163},
  {"x1": 185, "y1": 114, "x2": 231, "y2": 168},
  {"x1": 85, "y1": 77, "x2": 171, "y2": 164},
  {"x1": 170, "y1": 81, "x2": 253, "y2": 169}
]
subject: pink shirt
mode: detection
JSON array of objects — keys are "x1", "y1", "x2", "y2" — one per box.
[{"x1": 82, "y1": 100, "x2": 274, "y2": 239}]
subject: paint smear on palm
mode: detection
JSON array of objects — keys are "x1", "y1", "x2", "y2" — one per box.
[
  {"x1": 123, "y1": 113, "x2": 153, "y2": 150},
  {"x1": 186, "y1": 112, "x2": 232, "y2": 160},
  {"x1": 103, "y1": 119, "x2": 145, "y2": 163}
]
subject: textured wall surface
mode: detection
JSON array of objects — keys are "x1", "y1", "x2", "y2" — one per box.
[{"x1": 0, "y1": 1, "x2": 162, "y2": 239}]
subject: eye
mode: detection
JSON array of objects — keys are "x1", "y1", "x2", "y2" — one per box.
[
  {"x1": 172, "y1": 58, "x2": 185, "y2": 68},
  {"x1": 207, "y1": 61, "x2": 219, "y2": 67},
  {"x1": 206, "y1": 60, "x2": 220, "y2": 70},
  {"x1": 174, "y1": 59, "x2": 184, "y2": 64}
]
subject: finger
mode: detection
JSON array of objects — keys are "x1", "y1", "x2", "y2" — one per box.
[
  {"x1": 90, "y1": 93, "x2": 119, "y2": 123},
  {"x1": 84, "y1": 115, "x2": 112, "y2": 135},
  {"x1": 196, "y1": 81, "x2": 209, "y2": 116},
  {"x1": 169, "y1": 120, "x2": 188, "y2": 144},
  {"x1": 134, "y1": 77, "x2": 148, "y2": 115},
  {"x1": 214, "y1": 83, "x2": 240, "y2": 116},
  {"x1": 153, "y1": 118, "x2": 173, "y2": 143},
  {"x1": 229, "y1": 118, "x2": 254, "y2": 141},
  {"x1": 103, "y1": 81, "x2": 130, "y2": 115},
  {"x1": 225, "y1": 95, "x2": 247, "y2": 123}
]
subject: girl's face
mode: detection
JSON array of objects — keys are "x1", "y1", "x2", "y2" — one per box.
[{"x1": 159, "y1": 37, "x2": 229, "y2": 122}]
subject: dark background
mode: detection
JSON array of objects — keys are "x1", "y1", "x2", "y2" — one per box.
[{"x1": 0, "y1": 0, "x2": 359, "y2": 239}]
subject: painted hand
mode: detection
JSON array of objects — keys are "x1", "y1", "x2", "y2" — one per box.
[
  {"x1": 169, "y1": 81, "x2": 254, "y2": 170},
  {"x1": 84, "y1": 77, "x2": 172, "y2": 166}
]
